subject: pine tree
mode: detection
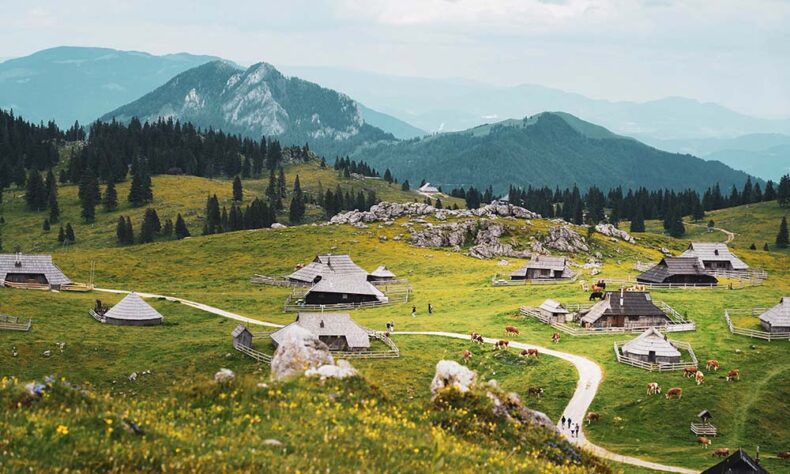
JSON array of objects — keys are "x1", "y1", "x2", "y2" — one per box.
[
  {"x1": 778, "y1": 174, "x2": 790, "y2": 208},
  {"x1": 48, "y1": 183, "x2": 60, "y2": 224},
  {"x1": 277, "y1": 167, "x2": 287, "y2": 198},
  {"x1": 128, "y1": 158, "x2": 153, "y2": 207},
  {"x1": 232, "y1": 176, "x2": 243, "y2": 202},
  {"x1": 776, "y1": 216, "x2": 789, "y2": 249},
  {"x1": 630, "y1": 208, "x2": 645, "y2": 232},
  {"x1": 42, "y1": 218, "x2": 50, "y2": 231},
  {"x1": 25, "y1": 170, "x2": 47, "y2": 211},
  {"x1": 265, "y1": 169, "x2": 278, "y2": 202},
  {"x1": 175, "y1": 213, "x2": 190, "y2": 239},
  {"x1": 78, "y1": 169, "x2": 99, "y2": 222},
  {"x1": 401, "y1": 180, "x2": 410, "y2": 192},
  {"x1": 289, "y1": 175, "x2": 306, "y2": 224},
  {"x1": 162, "y1": 218, "x2": 173, "y2": 237},
  {"x1": 116, "y1": 216, "x2": 128, "y2": 245},
  {"x1": 139, "y1": 208, "x2": 161, "y2": 243},
  {"x1": 764, "y1": 181, "x2": 776, "y2": 201},
  {"x1": 103, "y1": 180, "x2": 118, "y2": 212},
  {"x1": 65, "y1": 223, "x2": 75, "y2": 244},
  {"x1": 125, "y1": 217, "x2": 134, "y2": 244},
  {"x1": 57, "y1": 225, "x2": 65, "y2": 244},
  {"x1": 203, "y1": 195, "x2": 222, "y2": 235},
  {"x1": 668, "y1": 213, "x2": 685, "y2": 238},
  {"x1": 749, "y1": 243, "x2": 757, "y2": 250},
  {"x1": 384, "y1": 169, "x2": 393, "y2": 183}
]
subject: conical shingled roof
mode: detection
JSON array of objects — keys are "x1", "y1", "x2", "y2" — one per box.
[
  {"x1": 104, "y1": 293, "x2": 164, "y2": 323},
  {"x1": 622, "y1": 327, "x2": 680, "y2": 358}
]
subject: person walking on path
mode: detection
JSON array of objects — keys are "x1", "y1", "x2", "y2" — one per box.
[
  {"x1": 566, "y1": 418, "x2": 572, "y2": 429},
  {"x1": 561, "y1": 416, "x2": 566, "y2": 429},
  {"x1": 428, "y1": 303, "x2": 433, "y2": 315},
  {"x1": 411, "y1": 306, "x2": 416, "y2": 318},
  {"x1": 574, "y1": 423, "x2": 580, "y2": 438}
]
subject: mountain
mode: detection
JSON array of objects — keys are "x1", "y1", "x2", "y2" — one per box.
[
  {"x1": 0, "y1": 46, "x2": 220, "y2": 126},
  {"x1": 357, "y1": 104, "x2": 426, "y2": 140},
  {"x1": 283, "y1": 66, "x2": 790, "y2": 142},
  {"x1": 100, "y1": 60, "x2": 397, "y2": 157},
  {"x1": 352, "y1": 112, "x2": 756, "y2": 193}
]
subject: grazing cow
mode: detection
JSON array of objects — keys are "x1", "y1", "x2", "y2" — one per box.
[
  {"x1": 475, "y1": 334, "x2": 485, "y2": 344},
  {"x1": 527, "y1": 387, "x2": 544, "y2": 397},
  {"x1": 586, "y1": 412, "x2": 600, "y2": 425},
  {"x1": 683, "y1": 367, "x2": 699, "y2": 378},
  {"x1": 520, "y1": 348, "x2": 539, "y2": 358},
  {"x1": 591, "y1": 284, "x2": 605, "y2": 293},
  {"x1": 777, "y1": 451, "x2": 790, "y2": 460},
  {"x1": 551, "y1": 332, "x2": 561, "y2": 344},
  {"x1": 726, "y1": 369, "x2": 740, "y2": 381},
  {"x1": 646, "y1": 382, "x2": 661, "y2": 395},
  {"x1": 505, "y1": 325, "x2": 520, "y2": 336},
  {"x1": 713, "y1": 448, "x2": 730, "y2": 458},
  {"x1": 705, "y1": 359, "x2": 719, "y2": 372},
  {"x1": 665, "y1": 387, "x2": 683, "y2": 399},
  {"x1": 589, "y1": 291, "x2": 604, "y2": 301},
  {"x1": 470, "y1": 333, "x2": 484, "y2": 344},
  {"x1": 495, "y1": 340, "x2": 509, "y2": 349},
  {"x1": 462, "y1": 350, "x2": 472, "y2": 363},
  {"x1": 697, "y1": 437, "x2": 712, "y2": 449},
  {"x1": 695, "y1": 371, "x2": 705, "y2": 385}
]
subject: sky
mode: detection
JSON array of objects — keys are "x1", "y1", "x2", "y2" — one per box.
[{"x1": 1, "y1": 0, "x2": 789, "y2": 118}]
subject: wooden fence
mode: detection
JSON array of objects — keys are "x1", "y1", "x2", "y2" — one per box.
[
  {"x1": 233, "y1": 340, "x2": 273, "y2": 364},
  {"x1": 88, "y1": 309, "x2": 105, "y2": 323},
  {"x1": 613, "y1": 340, "x2": 698, "y2": 372},
  {"x1": 283, "y1": 284, "x2": 411, "y2": 312},
  {"x1": 724, "y1": 309, "x2": 790, "y2": 341},
  {"x1": 602, "y1": 278, "x2": 724, "y2": 290},
  {"x1": 690, "y1": 422, "x2": 718, "y2": 436},
  {"x1": 491, "y1": 272, "x2": 578, "y2": 287},
  {"x1": 0, "y1": 314, "x2": 32, "y2": 331},
  {"x1": 631, "y1": 263, "x2": 767, "y2": 287},
  {"x1": 519, "y1": 304, "x2": 695, "y2": 336}
]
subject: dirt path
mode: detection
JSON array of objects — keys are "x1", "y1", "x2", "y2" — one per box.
[
  {"x1": 95, "y1": 288, "x2": 695, "y2": 473},
  {"x1": 687, "y1": 222, "x2": 735, "y2": 244}
]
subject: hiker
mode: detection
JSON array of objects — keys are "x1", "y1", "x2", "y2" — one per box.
[
  {"x1": 566, "y1": 418, "x2": 572, "y2": 429},
  {"x1": 574, "y1": 424, "x2": 580, "y2": 438},
  {"x1": 561, "y1": 416, "x2": 566, "y2": 428},
  {"x1": 411, "y1": 306, "x2": 416, "y2": 318},
  {"x1": 428, "y1": 303, "x2": 433, "y2": 314}
]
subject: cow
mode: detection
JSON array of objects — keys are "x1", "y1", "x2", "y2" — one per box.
[
  {"x1": 695, "y1": 371, "x2": 705, "y2": 386},
  {"x1": 551, "y1": 332, "x2": 561, "y2": 344},
  {"x1": 705, "y1": 359, "x2": 719, "y2": 372},
  {"x1": 591, "y1": 284, "x2": 605, "y2": 293},
  {"x1": 470, "y1": 333, "x2": 484, "y2": 344},
  {"x1": 683, "y1": 367, "x2": 699, "y2": 378},
  {"x1": 665, "y1": 387, "x2": 683, "y2": 399},
  {"x1": 527, "y1": 387, "x2": 544, "y2": 397},
  {"x1": 521, "y1": 348, "x2": 539, "y2": 358},
  {"x1": 713, "y1": 448, "x2": 730, "y2": 458},
  {"x1": 586, "y1": 412, "x2": 600, "y2": 425},
  {"x1": 462, "y1": 350, "x2": 472, "y2": 363},
  {"x1": 777, "y1": 451, "x2": 790, "y2": 460},
  {"x1": 505, "y1": 325, "x2": 520, "y2": 336},
  {"x1": 495, "y1": 340, "x2": 509, "y2": 349},
  {"x1": 726, "y1": 369, "x2": 740, "y2": 381},
  {"x1": 646, "y1": 382, "x2": 661, "y2": 395},
  {"x1": 697, "y1": 437, "x2": 712, "y2": 449},
  {"x1": 589, "y1": 291, "x2": 604, "y2": 301}
]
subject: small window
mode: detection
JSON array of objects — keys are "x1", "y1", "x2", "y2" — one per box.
[{"x1": 342, "y1": 293, "x2": 348, "y2": 300}]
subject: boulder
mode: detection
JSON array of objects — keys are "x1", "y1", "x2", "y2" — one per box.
[
  {"x1": 430, "y1": 360, "x2": 477, "y2": 397},
  {"x1": 305, "y1": 359, "x2": 358, "y2": 380},
  {"x1": 270, "y1": 223, "x2": 287, "y2": 229},
  {"x1": 270, "y1": 325, "x2": 334, "y2": 381},
  {"x1": 542, "y1": 226, "x2": 589, "y2": 253},
  {"x1": 595, "y1": 223, "x2": 635, "y2": 243},
  {"x1": 214, "y1": 368, "x2": 235, "y2": 383}
]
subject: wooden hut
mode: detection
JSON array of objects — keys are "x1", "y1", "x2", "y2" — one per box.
[
  {"x1": 538, "y1": 299, "x2": 570, "y2": 323},
  {"x1": 270, "y1": 312, "x2": 371, "y2": 351},
  {"x1": 286, "y1": 254, "x2": 368, "y2": 284},
  {"x1": 304, "y1": 274, "x2": 388, "y2": 305},
  {"x1": 102, "y1": 293, "x2": 164, "y2": 326},
  {"x1": 636, "y1": 257, "x2": 718, "y2": 285},
  {"x1": 621, "y1": 327, "x2": 681, "y2": 364},
  {"x1": 418, "y1": 182, "x2": 440, "y2": 194},
  {"x1": 681, "y1": 242, "x2": 748, "y2": 271},
  {"x1": 511, "y1": 256, "x2": 573, "y2": 280},
  {"x1": 368, "y1": 266, "x2": 396, "y2": 282},
  {"x1": 231, "y1": 324, "x2": 254, "y2": 349},
  {"x1": 0, "y1": 253, "x2": 71, "y2": 289},
  {"x1": 758, "y1": 297, "x2": 790, "y2": 334},
  {"x1": 701, "y1": 448, "x2": 767, "y2": 474},
  {"x1": 581, "y1": 290, "x2": 672, "y2": 328}
]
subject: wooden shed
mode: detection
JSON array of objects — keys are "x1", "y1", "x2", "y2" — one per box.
[
  {"x1": 581, "y1": 290, "x2": 672, "y2": 328},
  {"x1": 368, "y1": 266, "x2": 396, "y2": 282},
  {"x1": 231, "y1": 324, "x2": 254, "y2": 349},
  {"x1": 637, "y1": 257, "x2": 718, "y2": 285},
  {"x1": 270, "y1": 312, "x2": 371, "y2": 351},
  {"x1": 304, "y1": 274, "x2": 388, "y2": 305},
  {"x1": 681, "y1": 243, "x2": 749, "y2": 271},
  {"x1": 511, "y1": 256, "x2": 573, "y2": 280},
  {"x1": 701, "y1": 448, "x2": 767, "y2": 474},
  {"x1": 102, "y1": 293, "x2": 164, "y2": 326},
  {"x1": 538, "y1": 299, "x2": 570, "y2": 323},
  {"x1": 621, "y1": 327, "x2": 681, "y2": 364},
  {"x1": 758, "y1": 297, "x2": 790, "y2": 333},
  {"x1": 0, "y1": 253, "x2": 72, "y2": 289}
]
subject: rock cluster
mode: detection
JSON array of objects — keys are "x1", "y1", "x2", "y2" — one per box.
[
  {"x1": 408, "y1": 219, "x2": 531, "y2": 259},
  {"x1": 430, "y1": 360, "x2": 478, "y2": 396},
  {"x1": 270, "y1": 325, "x2": 358, "y2": 381},
  {"x1": 535, "y1": 226, "x2": 589, "y2": 253},
  {"x1": 594, "y1": 223, "x2": 635, "y2": 243},
  {"x1": 329, "y1": 201, "x2": 540, "y2": 225}
]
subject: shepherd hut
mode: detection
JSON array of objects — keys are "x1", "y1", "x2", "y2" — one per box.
[
  {"x1": 701, "y1": 448, "x2": 768, "y2": 474},
  {"x1": 681, "y1": 242, "x2": 748, "y2": 271},
  {"x1": 418, "y1": 182, "x2": 440, "y2": 194},
  {"x1": 270, "y1": 312, "x2": 371, "y2": 351},
  {"x1": 102, "y1": 293, "x2": 164, "y2": 326},
  {"x1": 303, "y1": 274, "x2": 388, "y2": 305},
  {"x1": 757, "y1": 297, "x2": 790, "y2": 334},
  {"x1": 636, "y1": 257, "x2": 718, "y2": 285},
  {"x1": 621, "y1": 327, "x2": 681, "y2": 364},
  {"x1": 581, "y1": 290, "x2": 672, "y2": 328},
  {"x1": 368, "y1": 266, "x2": 397, "y2": 282},
  {"x1": 538, "y1": 299, "x2": 570, "y2": 323},
  {"x1": 511, "y1": 256, "x2": 573, "y2": 280},
  {"x1": 286, "y1": 254, "x2": 368, "y2": 284},
  {"x1": 0, "y1": 253, "x2": 71, "y2": 289}
]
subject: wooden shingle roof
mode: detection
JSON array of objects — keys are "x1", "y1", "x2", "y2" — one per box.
[
  {"x1": 682, "y1": 243, "x2": 749, "y2": 270},
  {"x1": 701, "y1": 448, "x2": 767, "y2": 474},
  {"x1": 622, "y1": 327, "x2": 681, "y2": 358},
  {"x1": 0, "y1": 253, "x2": 71, "y2": 285},
  {"x1": 539, "y1": 299, "x2": 568, "y2": 314},
  {"x1": 286, "y1": 254, "x2": 368, "y2": 283},
  {"x1": 103, "y1": 293, "x2": 163, "y2": 323},
  {"x1": 581, "y1": 291, "x2": 667, "y2": 324},
  {"x1": 758, "y1": 297, "x2": 790, "y2": 327},
  {"x1": 637, "y1": 257, "x2": 713, "y2": 283},
  {"x1": 370, "y1": 266, "x2": 396, "y2": 278},
  {"x1": 270, "y1": 312, "x2": 371, "y2": 349},
  {"x1": 308, "y1": 274, "x2": 386, "y2": 300}
]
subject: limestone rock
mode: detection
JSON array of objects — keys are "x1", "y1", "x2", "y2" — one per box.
[
  {"x1": 430, "y1": 360, "x2": 477, "y2": 397},
  {"x1": 270, "y1": 223, "x2": 287, "y2": 229},
  {"x1": 270, "y1": 325, "x2": 334, "y2": 381},
  {"x1": 214, "y1": 368, "x2": 235, "y2": 383},
  {"x1": 542, "y1": 226, "x2": 589, "y2": 253},
  {"x1": 595, "y1": 223, "x2": 635, "y2": 243},
  {"x1": 329, "y1": 200, "x2": 540, "y2": 225},
  {"x1": 305, "y1": 359, "x2": 358, "y2": 380}
]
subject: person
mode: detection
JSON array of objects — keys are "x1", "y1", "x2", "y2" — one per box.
[
  {"x1": 566, "y1": 418, "x2": 572, "y2": 429},
  {"x1": 411, "y1": 306, "x2": 416, "y2": 318},
  {"x1": 574, "y1": 424, "x2": 580, "y2": 438},
  {"x1": 428, "y1": 303, "x2": 433, "y2": 314},
  {"x1": 561, "y1": 416, "x2": 566, "y2": 428}
]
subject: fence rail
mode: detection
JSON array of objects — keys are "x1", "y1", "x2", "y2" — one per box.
[
  {"x1": 88, "y1": 309, "x2": 105, "y2": 323},
  {"x1": 491, "y1": 273, "x2": 578, "y2": 287},
  {"x1": 233, "y1": 341, "x2": 273, "y2": 364},
  {"x1": 630, "y1": 264, "x2": 767, "y2": 287},
  {"x1": 0, "y1": 314, "x2": 32, "y2": 331},
  {"x1": 690, "y1": 422, "x2": 718, "y2": 436},
  {"x1": 602, "y1": 278, "x2": 724, "y2": 290},
  {"x1": 613, "y1": 340, "x2": 698, "y2": 372},
  {"x1": 519, "y1": 305, "x2": 695, "y2": 336},
  {"x1": 2, "y1": 280, "x2": 50, "y2": 290},
  {"x1": 724, "y1": 309, "x2": 790, "y2": 341}
]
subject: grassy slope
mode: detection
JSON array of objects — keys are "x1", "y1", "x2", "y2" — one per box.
[{"x1": 1, "y1": 190, "x2": 789, "y2": 471}]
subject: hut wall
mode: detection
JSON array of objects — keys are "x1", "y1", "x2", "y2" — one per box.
[
  {"x1": 319, "y1": 335, "x2": 351, "y2": 351},
  {"x1": 104, "y1": 317, "x2": 162, "y2": 327},
  {"x1": 526, "y1": 269, "x2": 553, "y2": 279},
  {"x1": 665, "y1": 274, "x2": 718, "y2": 285},
  {"x1": 702, "y1": 260, "x2": 732, "y2": 270},
  {"x1": 761, "y1": 320, "x2": 790, "y2": 334},
  {"x1": 305, "y1": 292, "x2": 379, "y2": 305},
  {"x1": 592, "y1": 314, "x2": 671, "y2": 328},
  {"x1": 624, "y1": 351, "x2": 681, "y2": 364},
  {"x1": 234, "y1": 331, "x2": 253, "y2": 348},
  {"x1": 4, "y1": 273, "x2": 49, "y2": 285}
]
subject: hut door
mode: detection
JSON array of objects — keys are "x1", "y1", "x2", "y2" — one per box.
[
  {"x1": 613, "y1": 315, "x2": 625, "y2": 327},
  {"x1": 648, "y1": 351, "x2": 656, "y2": 362}
]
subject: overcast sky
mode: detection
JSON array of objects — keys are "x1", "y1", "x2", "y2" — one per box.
[{"x1": 2, "y1": 0, "x2": 789, "y2": 117}]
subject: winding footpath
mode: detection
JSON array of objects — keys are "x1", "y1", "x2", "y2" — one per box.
[{"x1": 95, "y1": 288, "x2": 696, "y2": 473}]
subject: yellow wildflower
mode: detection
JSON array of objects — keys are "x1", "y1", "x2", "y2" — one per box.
[{"x1": 56, "y1": 425, "x2": 69, "y2": 435}]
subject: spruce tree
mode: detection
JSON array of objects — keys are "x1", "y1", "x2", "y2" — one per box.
[
  {"x1": 232, "y1": 176, "x2": 243, "y2": 202},
  {"x1": 65, "y1": 223, "x2": 75, "y2": 244},
  {"x1": 48, "y1": 184, "x2": 60, "y2": 224},
  {"x1": 401, "y1": 180, "x2": 410, "y2": 192},
  {"x1": 203, "y1": 195, "x2": 221, "y2": 235},
  {"x1": 175, "y1": 213, "x2": 190, "y2": 239},
  {"x1": 116, "y1": 216, "x2": 128, "y2": 245},
  {"x1": 78, "y1": 169, "x2": 99, "y2": 222},
  {"x1": 125, "y1": 217, "x2": 134, "y2": 243},
  {"x1": 384, "y1": 169, "x2": 393, "y2": 183},
  {"x1": 289, "y1": 188, "x2": 306, "y2": 224},
  {"x1": 57, "y1": 225, "x2": 65, "y2": 244},
  {"x1": 277, "y1": 167, "x2": 287, "y2": 198},
  {"x1": 103, "y1": 180, "x2": 118, "y2": 212},
  {"x1": 776, "y1": 216, "x2": 789, "y2": 249},
  {"x1": 778, "y1": 174, "x2": 790, "y2": 208},
  {"x1": 265, "y1": 169, "x2": 278, "y2": 202},
  {"x1": 25, "y1": 170, "x2": 47, "y2": 211},
  {"x1": 42, "y1": 218, "x2": 50, "y2": 231},
  {"x1": 749, "y1": 243, "x2": 757, "y2": 250},
  {"x1": 162, "y1": 218, "x2": 173, "y2": 237},
  {"x1": 139, "y1": 209, "x2": 161, "y2": 243},
  {"x1": 630, "y1": 208, "x2": 645, "y2": 232},
  {"x1": 764, "y1": 243, "x2": 769, "y2": 251},
  {"x1": 668, "y1": 213, "x2": 685, "y2": 238}
]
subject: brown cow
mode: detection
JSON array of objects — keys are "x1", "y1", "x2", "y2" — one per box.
[
  {"x1": 646, "y1": 382, "x2": 661, "y2": 395},
  {"x1": 520, "y1": 348, "x2": 539, "y2": 358},
  {"x1": 505, "y1": 325, "x2": 520, "y2": 336},
  {"x1": 470, "y1": 333, "x2": 484, "y2": 344},
  {"x1": 712, "y1": 448, "x2": 730, "y2": 457},
  {"x1": 777, "y1": 451, "x2": 790, "y2": 459},
  {"x1": 695, "y1": 371, "x2": 705, "y2": 385},
  {"x1": 698, "y1": 437, "x2": 712, "y2": 449},
  {"x1": 495, "y1": 340, "x2": 509, "y2": 349},
  {"x1": 586, "y1": 412, "x2": 600, "y2": 425},
  {"x1": 706, "y1": 359, "x2": 719, "y2": 372},
  {"x1": 726, "y1": 369, "x2": 740, "y2": 381},
  {"x1": 683, "y1": 367, "x2": 698, "y2": 378},
  {"x1": 462, "y1": 350, "x2": 472, "y2": 363},
  {"x1": 551, "y1": 332, "x2": 561, "y2": 344},
  {"x1": 665, "y1": 387, "x2": 683, "y2": 399}
]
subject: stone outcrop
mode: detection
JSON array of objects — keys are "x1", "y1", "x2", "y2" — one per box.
[
  {"x1": 214, "y1": 368, "x2": 235, "y2": 383},
  {"x1": 430, "y1": 360, "x2": 477, "y2": 397},
  {"x1": 305, "y1": 359, "x2": 358, "y2": 380},
  {"x1": 329, "y1": 201, "x2": 540, "y2": 225},
  {"x1": 270, "y1": 326, "x2": 335, "y2": 381},
  {"x1": 539, "y1": 226, "x2": 589, "y2": 253},
  {"x1": 409, "y1": 219, "x2": 531, "y2": 259},
  {"x1": 595, "y1": 223, "x2": 635, "y2": 243}
]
